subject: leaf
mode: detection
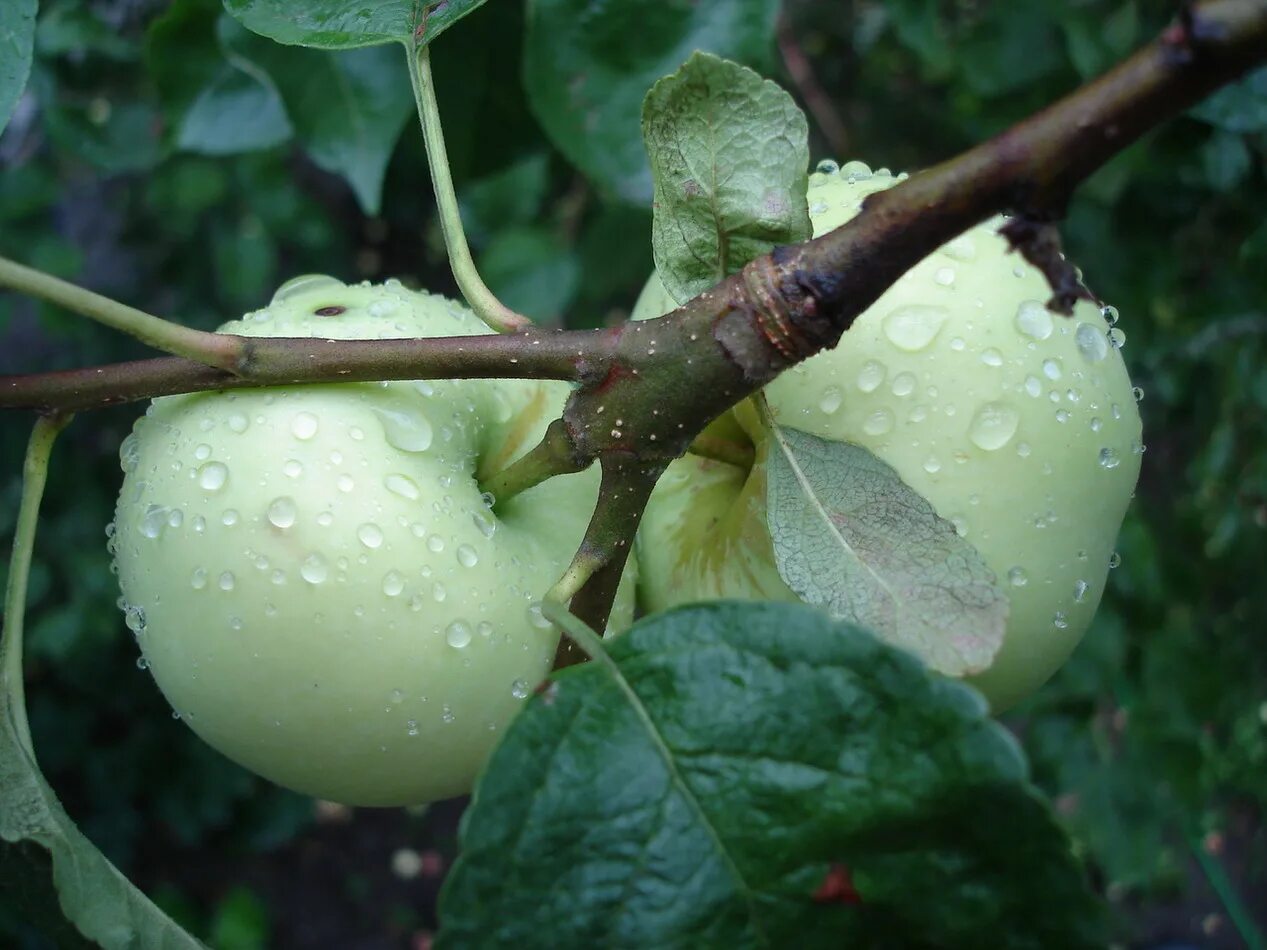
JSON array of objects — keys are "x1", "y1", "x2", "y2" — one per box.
[
  {"x1": 148, "y1": 1, "x2": 292, "y2": 155},
  {"x1": 763, "y1": 420, "x2": 1008, "y2": 678},
  {"x1": 0, "y1": 0, "x2": 36, "y2": 136},
  {"x1": 524, "y1": 0, "x2": 782, "y2": 204},
  {"x1": 230, "y1": 31, "x2": 415, "y2": 214},
  {"x1": 1190, "y1": 64, "x2": 1267, "y2": 133},
  {"x1": 643, "y1": 52, "x2": 811, "y2": 305},
  {"x1": 223, "y1": 0, "x2": 488, "y2": 49},
  {"x1": 438, "y1": 602, "x2": 1106, "y2": 949}
]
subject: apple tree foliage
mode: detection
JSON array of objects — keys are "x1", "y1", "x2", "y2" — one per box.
[{"x1": 1, "y1": 0, "x2": 1266, "y2": 947}]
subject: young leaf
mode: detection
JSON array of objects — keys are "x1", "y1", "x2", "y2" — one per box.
[
  {"x1": 1, "y1": 420, "x2": 202, "y2": 949},
  {"x1": 643, "y1": 52, "x2": 811, "y2": 305},
  {"x1": 0, "y1": 0, "x2": 37, "y2": 137},
  {"x1": 763, "y1": 418, "x2": 1008, "y2": 677},
  {"x1": 524, "y1": 0, "x2": 782, "y2": 204},
  {"x1": 1190, "y1": 64, "x2": 1267, "y2": 133},
  {"x1": 438, "y1": 602, "x2": 1105, "y2": 949},
  {"x1": 223, "y1": 0, "x2": 487, "y2": 49}
]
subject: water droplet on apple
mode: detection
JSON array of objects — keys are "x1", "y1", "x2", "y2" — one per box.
[
  {"x1": 384, "y1": 473, "x2": 420, "y2": 500},
  {"x1": 882, "y1": 304, "x2": 949, "y2": 352},
  {"x1": 862, "y1": 408, "x2": 894, "y2": 435},
  {"x1": 219, "y1": 571, "x2": 235, "y2": 591},
  {"x1": 291, "y1": 412, "x2": 319, "y2": 440},
  {"x1": 891, "y1": 372, "x2": 916, "y2": 397},
  {"x1": 1007, "y1": 567, "x2": 1028, "y2": 587},
  {"x1": 300, "y1": 554, "x2": 329, "y2": 584},
  {"x1": 198, "y1": 462, "x2": 228, "y2": 491},
  {"x1": 511, "y1": 679, "x2": 530, "y2": 699},
  {"x1": 818, "y1": 386, "x2": 843, "y2": 414},
  {"x1": 271, "y1": 274, "x2": 345, "y2": 302},
  {"x1": 1075, "y1": 322, "x2": 1108, "y2": 362},
  {"x1": 358, "y1": 523, "x2": 384, "y2": 549},
  {"x1": 1098, "y1": 447, "x2": 1121, "y2": 469},
  {"x1": 382, "y1": 571, "x2": 405, "y2": 596},
  {"x1": 856, "y1": 360, "x2": 886, "y2": 392},
  {"x1": 1073, "y1": 579, "x2": 1089, "y2": 602},
  {"x1": 267, "y1": 496, "x2": 297, "y2": 528},
  {"x1": 980, "y1": 348, "x2": 1004, "y2": 367},
  {"x1": 968, "y1": 402, "x2": 1020, "y2": 450},
  {"x1": 1042, "y1": 358, "x2": 1063, "y2": 381},
  {"x1": 1014, "y1": 300, "x2": 1054, "y2": 340},
  {"x1": 374, "y1": 407, "x2": 433, "y2": 453},
  {"x1": 456, "y1": 544, "x2": 479, "y2": 568},
  {"x1": 446, "y1": 621, "x2": 472, "y2": 649},
  {"x1": 283, "y1": 459, "x2": 304, "y2": 478}
]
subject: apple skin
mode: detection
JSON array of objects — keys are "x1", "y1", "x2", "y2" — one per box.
[
  {"x1": 633, "y1": 162, "x2": 1142, "y2": 710},
  {"x1": 112, "y1": 276, "x2": 632, "y2": 806}
]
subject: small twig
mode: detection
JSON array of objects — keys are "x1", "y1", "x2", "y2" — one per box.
[
  {"x1": 0, "y1": 257, "x2": 240, "y2": 370},
  {"x1": 539, "y1": 599, "x2": 610, "y2": 667},
  {"x1": 407, "y1": 45, "x2": 531, "y2": 334}
]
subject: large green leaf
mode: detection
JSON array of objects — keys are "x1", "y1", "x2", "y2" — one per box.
[
  {"x1": 222, "y1": 0, "x2": 488, "y2": 49},
  {"x1": 0, "y1": 0, "x2": 36, "y2": 136},
  {"x1": 439, "y1": 602, "x2": 1105, "y2": 949},
  {"x1": 524, "y1": 0, "x2": 781, "y2": 204},
  {"x1": 643, "y1": 52, "x2": 811, "y2": 305},
  {"x1": 764, "y1": 420, "x2": 1008, "y2": 678}
]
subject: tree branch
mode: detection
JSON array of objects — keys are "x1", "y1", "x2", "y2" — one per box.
[{"x1": 0, "y1": 330, "x2": 613, "y2": 413}]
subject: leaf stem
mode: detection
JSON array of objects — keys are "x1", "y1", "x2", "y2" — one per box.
[
  {"x1": 1, "y1": 414, "x2": 72, "y2": 756},
  {"x1": 1189, "y1": 832, "x2": 1266, "y2": 950},
  {"x1": 539, "y1": 599, "x2": 611, "y2": 668},
  {"x1": 0, "y1": 257, "x2": 240, "y2": 370},
  {"x1": 407, "y1": 44, "x2": 531, "y2": 334}
]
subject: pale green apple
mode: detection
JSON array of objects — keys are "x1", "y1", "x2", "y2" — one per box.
[
  {"x1": 112, "y1": 276, "x2": 631, "y2": 806},
  {"x1": 633, "y1": 162, "x2": 1142, "y2": 709}
]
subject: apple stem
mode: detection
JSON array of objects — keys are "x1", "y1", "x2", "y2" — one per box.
[
  {"x1": 407, "y1": 45, "x2": 533, "y2": 335},
  {"x1": 482, "y1": 420, "x2": 589, "y2": 504},
  {"x1": 0, "y1": 257, "x2": 242, "y2": 371},
  {"x1": 1, "y1": 413, "x2": 73, "y2": 758},
  {"x1": 687, "y1": 434, "x2": 755, "y2": 471}
]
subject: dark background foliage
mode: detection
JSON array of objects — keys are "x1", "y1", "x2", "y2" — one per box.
[{"x1": 1, "y1": 0, "x2": 1264, "y2": 946}]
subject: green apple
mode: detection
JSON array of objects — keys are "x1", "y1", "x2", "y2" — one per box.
[
  {"x1": 633, "y1": 161, "x2": 1142, "y2": 710},
  {"x1": 111, "y1": 276, "x2": 631, "y2": 806}
]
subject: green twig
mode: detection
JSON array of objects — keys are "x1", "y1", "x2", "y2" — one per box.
[
  {"x1": 0, "y1": 257, "x2": 240, "y2": 370},
  {"x1": 407, "y1": 44, "x2": 531, "y2": 334},
  {"x1": 1, "y1": 414, "x2": 72, "y2": 757},
  {"x1": 687, "y1": 433, "x2": 755, "y2": 470}
]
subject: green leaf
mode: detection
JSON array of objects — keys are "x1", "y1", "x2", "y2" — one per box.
[
  {"x1": 643, "y1": 52, "x2": 810, "y2": 305},
  {"x1": 439, "y1": 602, "x2": 1105, "y2": 949},
  {"x1": 177, "y1": 60, "x2": 292, "y2": 155},
  {"x1": 222, "y1": 0, "x2": 487, "y2": 49},
  {"x1": 524, "y1": 0, "x2": 781, "y2": 204},
  {"x1": 477, "y1": 225, "x2": 580, "y2": 323},
  {"x1": 0, "y1": 0, "x2": 36, "y2": 136},
  {"x1": 458, "y1": 152, "x2": 551, "y2": 246},
  {"x1": 230, "y1": 32, "x2": 414, "y2": 214},
  {"x1": 763, "y1": 420, "x2": 1008, "y2": 678},
  {"x1": 1190, "y1": 65, "x2": 1267, "y2": 133}
]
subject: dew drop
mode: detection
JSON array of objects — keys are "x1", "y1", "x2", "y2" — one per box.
[
  {"x1": 968, "y1": 402, "x2": 1020, "y2": 451},
  {"x1": 933, "y1": 266, "x2": 956, "y2": 287},
  {"x1": 228, "y1": 412, "x2": 249, "y2": 434},
  {"x1": 1108, "y1": 327, "x2": 1127, "y2": 349},
  {"x1": 271, "y1": 274, "x2": 345, "y2": 303},
  {"x1": 218, "y1": 571, "x2": 235, "y2": 591},
  {"x1": 856, "y1": 360, "x2": 886, "y2": 393},
  {"x1": 197, "y1": 462, "x2": 228, "y2": 491},
  {"x1": 358, "y1": 523, "x2": 384, "y2": 549},
  {"x1": 1042, "y1": 358, "x2": 1063, "y2": 381},
  {"x1": 1073, "y1": 579, "x2": 1090, "y2": 603},
  {"x1": 472, "y1": 511, "x2": 496, "y2": 539},
  {"x1": 1098, "y1": 447, "x2": 1121, "y2": 469},
  {"x1": 291, "y1": 412, "x2": 319, "y2": 440},
  {"x1": 432, "y1": 581, "x2": 447, "y2": 603},
  {"x1": 1075, "y1": 322, "x2": 1108, "y2": 362},
  {"x1": 194, "y1": 443, "x2": 212, "y2": 461},
  {"x1": 124, "y1": 604, "x2": 147, "y2": 634},
  {"x1": 1108, "y1": 551, "x2": 1121, "y2": 569},
  {"x1": 1024, "y1": 375, "x2": 1042, "y2": 398},
  {"x1": 385, "y1": 473, "x2": 420, "y2": 500},
  {"x1": 882, "y1": 304, "x2": 949, "y2": 352},
  {"x1": 267, "y1": 496, "x2": 297, "y2": 529},
  {"x1": 527, "y1": 603, "x2": 553, "y2": 630},
  {"x1": 373, "y1": 407, "x2": 433, "y2": 453},
  {"x1": 1007, "y1": 567, "x2": 1028, "y2": 587},
  {"x1": 283, "y1": 459, "x2": 304, "y2": 479},
  {"x1": 191, "y1": 567, "x2": 208, "y2": 590},
  {"x1": 337, "y1": 475, "x2": 354, "y2": 492},
  {"x1": 980, "y1": 347, "x2": 1004, "y2": 367},
  {"x1": 300, "y1": 554, "x2": 329, "y2": 584},
  {"x1": 1100, "y1": 304, "x2": 1120, "y2": 326},
  {"x1": 1014, "y1": 300, "x2": 1054, "y2": 341},
  {"x1": 941, "y1": 235, "x2": 976, "y2": 261},
  {"x1": 446, "y1": 621, "x2": 472, "y2": 649},
  {"x1": 221, "y1": 508, "x2": 239, "y2": 527},
  {"x1": 456, "y1": 544, "x2": 479, "y2": 568},
  {"x1": 511, "y1": 679, "x2": 530, "y2": 699},
  {"x1": 382, "y1": 571, "x2": 405, "y2": 597},
  {"x1": 818, "y1": 386, "x2": 843, "y2": 414},
  {"x1": 863, "y1": 408, "x2": 894, "y2": 436},
  {"x1": 1052, "y1": 611, "x2": 1069, "y2": 630},
  {"x1": 923, "y1": 455, "x2": 942, "y2": 474},
  {"x1": 427, "y1": 535, "x2": 445, "y2": 553},
  {"x1": 891, "y1": 372, "x2": 916, "y2": 397}
]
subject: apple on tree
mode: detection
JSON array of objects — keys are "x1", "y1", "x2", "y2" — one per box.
[
  {"x1": 110, "y1": 276, "x2": 634, "y2": 807},
  {"x1": 632, "y1": 161, "x2": 1143, "y2": 710}
]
